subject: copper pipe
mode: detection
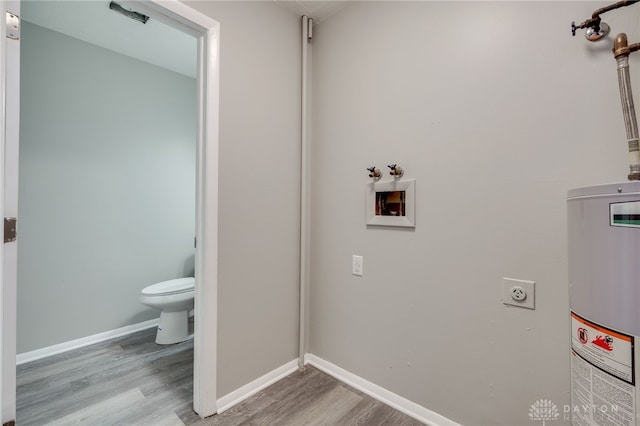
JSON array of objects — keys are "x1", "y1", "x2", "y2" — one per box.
[
  {"x1": 592, "y1": 0, "x2": 639, "y2": 20},
  {"x1": 573, "y1": 0, "x2": 639, "y2": 39},
  {"x1": 614, "y1": 33, "x2": 640, "y2": 58}
]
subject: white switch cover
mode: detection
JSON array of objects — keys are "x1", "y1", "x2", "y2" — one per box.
[
  {"x1": 502, "y1": 277, "x2": 535, "y2": 309},
  {"x1": 352, "y1": 255, "x2": 363, "y2": 276}
]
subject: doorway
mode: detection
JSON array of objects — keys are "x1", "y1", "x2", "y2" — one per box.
[
  {"x1": 17, "y1": 1, "x2": 198, "y2": 357},
  {"x1": 0, "y1": 0, "x2": 220, "y2": 421}
]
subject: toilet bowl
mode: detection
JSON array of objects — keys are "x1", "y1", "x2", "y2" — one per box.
[{"x1": 140, "y1": 277, "x2": 195, "y2": 345}]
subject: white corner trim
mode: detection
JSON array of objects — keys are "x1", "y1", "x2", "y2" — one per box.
[
  {"x1": 304, "y1": 354, "x2": 461, "y2": 426},
  {"x1": 216, "y1": 359, "x2": 299, "y2": 414},
  {"x1": 16, "y1": 318, "x2": 159, "y2": 365}
]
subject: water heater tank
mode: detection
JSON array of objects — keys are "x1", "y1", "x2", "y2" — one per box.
[{"x1": 568, "y1": 181, "x2": 640, "y2": 425}]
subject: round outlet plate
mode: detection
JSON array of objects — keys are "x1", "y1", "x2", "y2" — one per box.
[{"x1": 510, "y1": 286, "x2": 527, "y2": 302}]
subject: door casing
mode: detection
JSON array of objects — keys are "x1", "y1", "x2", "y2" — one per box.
[{"x1": 0, "y1": 0, "x2": 221, "y2": 421}]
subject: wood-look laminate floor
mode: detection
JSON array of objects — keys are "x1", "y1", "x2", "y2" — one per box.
[{"x1": 16, "y1": 328, "x2": 424, "y2": 425}]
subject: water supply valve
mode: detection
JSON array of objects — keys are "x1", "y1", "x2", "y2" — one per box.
[
  {"x1": 367, "y1": 166, "x2": 382, "y2": 180},
  {"x1": 387, "y1": 164, "x2": 404, "y2": 178}
]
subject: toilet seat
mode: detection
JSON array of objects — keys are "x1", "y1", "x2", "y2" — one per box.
[{"x1": 141, "y1": 277, "x2": 194, "y2": 296}]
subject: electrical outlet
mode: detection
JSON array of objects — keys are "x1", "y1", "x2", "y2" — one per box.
[
  {"x1": 352, "y1": 255, "x2": 363, "y2": 276},
  {"x1": 502, "y1": 277, "x2": 535, "y2": 309},
  {"x1": 510, "y1": 286, "x2": 526, "y2": 301}
]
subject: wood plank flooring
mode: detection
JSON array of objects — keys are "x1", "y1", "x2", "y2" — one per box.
[{"x1": 16, "y1": 328, "x2": 424, "y2": 425}]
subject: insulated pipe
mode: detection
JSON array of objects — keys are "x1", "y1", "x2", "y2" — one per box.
[{"x1": 613, "y1": 33, "x2": 640, "y2": 180}]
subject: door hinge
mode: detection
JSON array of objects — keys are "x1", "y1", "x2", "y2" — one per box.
[
  {"x1": 6, "y1": 11, "x2": 19, "y2": 40},
  {"x1": 4, "y1": 217, "x2": 16, "y2": 243}
]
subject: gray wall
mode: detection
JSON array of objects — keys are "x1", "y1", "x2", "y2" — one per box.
[
  {"x1": 184, "y1": 1, "x2": 302, "y2": 398},
  {"x1": 310, "y1": 2, "x2": 639, "y2": 425},
  {"x1": 18, "y1": 21, "x2": 197, "y2": 353}
]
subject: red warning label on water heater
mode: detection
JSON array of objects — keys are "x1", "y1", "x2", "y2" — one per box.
[{"x1": 571, "y1": 312, "x2": 635, "y2": 385}]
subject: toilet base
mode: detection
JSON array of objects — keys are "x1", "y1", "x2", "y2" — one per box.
[{"x1": 155, "y1": 310, "x2": 189, "y2": 344}]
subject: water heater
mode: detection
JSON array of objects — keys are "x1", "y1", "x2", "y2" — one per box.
[{"x1": 568, "y1": 181, "x2": 640, "y2": 425}]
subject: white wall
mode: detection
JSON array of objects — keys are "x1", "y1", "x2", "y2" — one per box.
[
  {"x1": 18, "y1": 21, "x2": 197, "y2": 353},
  {"x1": 310, "y1": 2, "x2": 639, "y2": 425},
  {"x1": 183, "y1": 1, "x2": 302, "y2": 398}
]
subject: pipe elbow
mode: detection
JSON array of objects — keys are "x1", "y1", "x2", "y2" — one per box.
[{"x1": 614, "y1": 33, "x2": 630, "y2": 58}]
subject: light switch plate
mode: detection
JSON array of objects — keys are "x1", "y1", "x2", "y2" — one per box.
[{"x1": 352, "y1": 255, "x2": 363, "y2": 276}]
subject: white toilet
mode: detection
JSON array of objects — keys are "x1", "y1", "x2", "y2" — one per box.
[{"x1": 140, "y1": 277, "x2": 195, "y2": 345}]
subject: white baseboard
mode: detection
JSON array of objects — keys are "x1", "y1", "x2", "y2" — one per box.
[
  {"x1": 16, "y1": 318, "x2": 160, "y2": 365},
  {"x1": 304, "y1": 354, "x2": 460, "y2": 426},
  {"x1": 216, "y1": 359, "x2": 299, "y2": 414},
  {"x1": 17, "y1": 331, "x2": 457, "y2": 426}
]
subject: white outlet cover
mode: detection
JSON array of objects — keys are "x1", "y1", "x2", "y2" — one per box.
[
  {"x1": 352, "y1": 255, "x2": 363, "y2": 276},
  {"x1": 502, "y1": 277, "x2": 535, "y2": 309}
]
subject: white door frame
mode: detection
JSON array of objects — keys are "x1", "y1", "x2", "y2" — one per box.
[
  {"x1": 0, "y1": 0, "x2": 5, "y2": 417},
  {"x1": 0, "y1": 0, "x2": 19, "y2": 423},
  {"x1": 0, "y1": 0, "x2": 220, "y2": 421},
  {"x1": 144, "y1": 1, "x2": 219, "y2": 417}
]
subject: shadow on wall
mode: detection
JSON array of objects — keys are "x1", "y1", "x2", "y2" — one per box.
[
  {"x1": 126, "y1": 311, "x2": 158, "y2": 327},
  {"x1": 183, "y1": 254, "x2": 195, "y2": 278}
]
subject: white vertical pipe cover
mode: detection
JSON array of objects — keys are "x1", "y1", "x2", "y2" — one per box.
[{"x1": 299, "y1": 15, "x2": 312, "y2": 368}]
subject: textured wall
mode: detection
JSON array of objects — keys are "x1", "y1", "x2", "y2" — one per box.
[
  {"x1": 309, "y1": 2, "x2": 639, "y2": 424},
  {"x1": 184, "y1": 1, "x2": 302, "y2": 398}
]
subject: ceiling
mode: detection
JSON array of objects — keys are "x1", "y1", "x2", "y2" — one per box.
[
  {"x1": 21, "y1": 1, "x2": 350, "y2": 79},
  {"x1": 21, "y1": 1, "x2": 198, "y2": 78},
  {"x1": 275, "y1": 1, "x2": 350, "y2": 23}
]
